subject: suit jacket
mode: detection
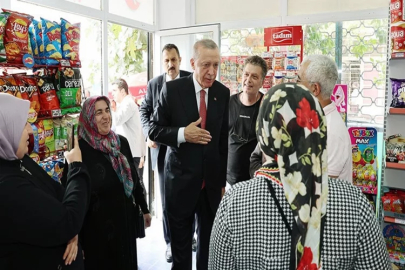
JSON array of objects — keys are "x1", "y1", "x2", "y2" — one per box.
[
  {"x1": 149, "y1": 75, "x2": 229, "y2": 217},
  {"x1": 139, "y1": 70, "x2": 191, "y2": 169}
]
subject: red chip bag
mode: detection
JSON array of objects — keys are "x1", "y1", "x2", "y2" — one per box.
[
  {"x1": 391, "y1": 193, "x2": 404, "y2": 213},
  {"x1": 0, "y1": 75, "x2": 19, "y2": 97},
  {"x1": 37, "y1": 76, "x2": 60, "y2": 111},
  {"x1": 2, "y1": 10, "x2": 33, "y2": 64},
  {"x1": 391, "y1": 0, "x2": 404, "y2": 24},
  {"x1": 13, "y1": 74, "x2": 41, "y2": 113},
  {"x1": 382, "y1": 194, "x2": 392, "y2": 211}
]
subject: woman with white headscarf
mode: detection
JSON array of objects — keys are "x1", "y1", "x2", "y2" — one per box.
[
  {"x1": 208, "y1": 84, "x2": 390, "y2": 269},
  {"x1": 0, "y1": 93, "x2": 90, "y2": 269}
]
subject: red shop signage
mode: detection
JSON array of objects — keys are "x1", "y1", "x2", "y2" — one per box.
[{"x1": 264, "y1": 26, "x2": 303, "y2": 46}]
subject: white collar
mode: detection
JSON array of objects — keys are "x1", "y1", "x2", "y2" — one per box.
[
  {"x1": 166, "y1": 72, "x2": 180, "y2": 82},
  {"x1": 323, "y1": 102, "x2": 337, "y2": 116},
  {"x1": 192, "y1": 73, "x2": 208, "y2": 94}
]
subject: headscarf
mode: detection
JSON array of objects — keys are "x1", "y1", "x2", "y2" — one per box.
[
  {"x1": 255, "y1": 83, "x2": 328, "y2": 270},
  {"x1": 0, "y1": 93, "x2": 30, "y2": 160},
  {"x1": 78, "y1": 96, "x2": 134, "y2": 198}
]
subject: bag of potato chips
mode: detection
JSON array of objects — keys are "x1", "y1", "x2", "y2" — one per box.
[
  {"x1": 41, "y1": 18, "x2": 62, "y2": 65},
  {"x1": 2, "y1": 10, "x2": 33, "y2": 64},
  {"x1": 0, "y1": 75, "x2": 19, "y2": 96},
  {"x1": 59, "y1": 67, "x2": 82, "y2": 114},
  {"x1": 61, "y1": 18, "x2": 80, "y2": 62},
  {"x1": 0, "y1": 13, "x2": 7, "y2": 62},
  {"x1": 32, "y1": 19, "x2": 45, "y2": 65}
]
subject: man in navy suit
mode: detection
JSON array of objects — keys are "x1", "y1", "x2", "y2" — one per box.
[
  {"x1": 149, "y1": 39, "x2": 229, "y2": 270},
  {"x1": 140, "y1": 44, "x2": 191, "y2": 263}
]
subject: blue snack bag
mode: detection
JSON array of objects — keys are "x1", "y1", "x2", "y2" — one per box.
[
  {"x1": 41, "y1": 18, "x2": 62, "y2": 65},
  {"x1": 31, "y1": 123, "x2": 39, "y2": 153},
  {"x1": 32, "y1": 19, "x2": 45, "y2": 64},
  {"x1": 28, "y1": 24, "x2": 39, "y2": 64}
]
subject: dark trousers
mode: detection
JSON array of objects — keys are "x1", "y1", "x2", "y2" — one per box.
[
  {"x1": 133, "y1": 157, "x2": 144, "y2": 183},
  {"x1": 157, "y1": 146, "x2": 171, "y2": 244},
  {"x1": 169, "y1": 188, "x2": 214, "y2": 270}
]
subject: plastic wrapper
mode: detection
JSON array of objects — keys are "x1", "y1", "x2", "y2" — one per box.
[
  {"x1": 59, "y1": 67, "x2": 82, "y2": 114},
  {"x1": 0, "y1": 13, "x2": 7, "y2": 62},
  {"x1": 61, "y1": 18, "x2": 80, "y2": 61},
  {"x1": 37, "y1": 76, "x2": 60, "y2": 112},
  {"x1": 41, "y1": 18, "x2": 62, "y2": 65},
  {"x1": 13, "y1": 74, "x2": 41, "y2": 113},
  {"x1": 391, "y1": 78, "x2": 405, "y2": 108}
]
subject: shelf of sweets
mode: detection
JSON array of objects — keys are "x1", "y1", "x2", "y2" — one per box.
[
  {"x1": 390, "y1": 108, "x2": 405, "y2": 115},
  {"x1": 354, "y1": 184, "x2": 378, "y2": 195},
  {"x1": 390, "y1": 252, "x2": 405, "y2": 265},
  {"x1": 386, "y1": 162, "x2": 405, "y2": 170},
  {"x1": 385, "y1": 216, "x2": 405, "y2": 225}
]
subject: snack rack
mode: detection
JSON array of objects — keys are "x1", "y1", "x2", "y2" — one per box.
[
  {"x1": 0, "y1": 9, "x2": 83, "y2": 183},
  {"x1": 381, "y1": 1, "x2": 405, "y2": 268}
]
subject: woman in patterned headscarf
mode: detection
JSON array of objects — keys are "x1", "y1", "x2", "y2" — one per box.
[
  {"x1": 208, "y1": 84, "x2": 390, "y2": 270},
  {"x1": 62, "y1": 96, "x2": 151, "y2": 270}
]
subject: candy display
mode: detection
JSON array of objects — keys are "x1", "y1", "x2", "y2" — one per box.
[
  {"x1": 349, "y1": 127, "x2": 378, "y2": 194},
  {"x1": 391, "y1": 0, "x2": 404, "y2": 24},
  {"x1": 273, "y1": 52, "x2": 285, "y2": 71},
  {"x1": 286, "y1": 52, "x2": 298, "y2": 70},
  {"x1": 386, "y1": 135, "x2": 405, "y2": 163}
]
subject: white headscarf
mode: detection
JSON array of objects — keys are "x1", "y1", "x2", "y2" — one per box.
[{"x1": 0, "y1": 93, "x2": 30, "y2": 160}]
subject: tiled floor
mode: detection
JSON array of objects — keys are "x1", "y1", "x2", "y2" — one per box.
[{"x1": 137, "y1": 218, "x2": 197, "y2": 270}]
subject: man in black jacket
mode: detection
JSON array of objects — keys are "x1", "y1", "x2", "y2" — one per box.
[
  {"x1": 149, "y1": 39, "x2": 229, "y2": 270},
  {"x1": 139, "y1": 44, "x2": 191, "y2": 263}
]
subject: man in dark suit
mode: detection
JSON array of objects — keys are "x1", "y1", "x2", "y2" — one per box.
[
  {"x1": 139, "y1": 44, "x2": 191, "y2": 263},
  {"x1": 149, "y1": 39, "x2": 229, "y2": 270}
]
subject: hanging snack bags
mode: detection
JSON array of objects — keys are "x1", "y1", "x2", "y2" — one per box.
[
  {"x1": 37, "y1": 76, "x2": 60, "y2": 112},
  {"x1": 391, "y1": 0, "x2": 404, "y2": 24},
  {"x1": 32, "y1": 19, "x2": 45, "y2": 64},
  {"x1": 273, "y1": 52, "x2": 285, "y2": 71},
  {"x1": 0, "y1": 14, "x2": 7, "y2": 62},
  {"x1": 35, "y1": 120, "x2": 46, "y2": 159},
  {"x1": 2, "y1": 10, "x2": 32, "y2": 64},
  {"x1": 286, "y1": 52, "x2": 298, "y2": 70},
  {"x1": 59, "y1": 67, "x2": 82, "y2": 114},
  {"x1": 0, "y1": 75, "x2": 19, "y2": 96},
  {"x1": 61, "y1": 18, "x2": 80, "y2": 61},
  {"x1": 41, "y1": 18, "x2": 62, "y2": 65},
  {"x1": 43, "y1": 119, "x2": 55, "y2": 158},
  {"x1": 28, "y1": 23, "x2": 40, "y2": 64},
  {"x1": 13, "y1": 74, "x2": 41, "y2": 113}
]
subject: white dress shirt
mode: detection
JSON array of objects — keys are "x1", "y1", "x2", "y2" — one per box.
[
  {"x1": 177, "y1": 73, "x2": 209, "y2": 144},
  {"x1": 112, "y1": 95, "x2": 146, "y2": 158},
  {"x1": 165, "y1": 72, "x2": 180, "y2": 82},
  {"x1": 323, "y1": 102, "x2": 352, "y2": 183}
]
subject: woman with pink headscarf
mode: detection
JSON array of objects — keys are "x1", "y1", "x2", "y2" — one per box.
[{"x1": 0, "y1": 93, "x2": 91, "y2": 269}]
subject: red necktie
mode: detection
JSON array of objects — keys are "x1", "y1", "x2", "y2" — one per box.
[
  {"x1": 200, "y1": 90, "x2": 207, "y2": 129},
  {"x1": 200, "y1": 89, "x2": 207, "y2": 189}
]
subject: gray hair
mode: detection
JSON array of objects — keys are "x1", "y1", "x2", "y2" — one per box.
[
  {"x1": 244, "y1": 55, "x2": 268, "y2": 82},
  {"x1": 301, "y1": 55, "x2": 338, "y2": 99},
  {"x1": 193, "y1": 39, "x2": 218, "y2": 59}
]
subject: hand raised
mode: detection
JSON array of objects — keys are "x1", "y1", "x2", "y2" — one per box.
[
  {"x1": 184, "y1": 118, "x2": 212, "y2": 144},
  {"x1": 64, "y1": 137, "x2": 82, "y2": 164}
]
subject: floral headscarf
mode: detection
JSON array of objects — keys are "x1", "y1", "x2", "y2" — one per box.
[
  {"x1": 78, "y1": 96, "x2": 134, "y2": 198},
  {"x1": 256, "y1": 83, "x2": 328, "y2": 270}
]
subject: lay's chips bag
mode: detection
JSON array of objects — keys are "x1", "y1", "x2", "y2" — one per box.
[
  {"x1": 61, "y1": 18, "x2": 80, "y2": 61},
  {"x1": 41, "y1": 18, "x2": 62, "y2": 65}
]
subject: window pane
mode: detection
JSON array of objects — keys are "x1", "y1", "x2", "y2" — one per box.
[
  {"x1": 109, "y1": 0, "x2": 154, "y2": 25},
  {"x1": 65, "y1": 0, "x2": 101, "y2": 10},
  {"x1": 11, "y1": 0, "x2": 103, "y2": 97},
  {"x1": 107, "y1": 23, "x2": 148, "y2": 105}
]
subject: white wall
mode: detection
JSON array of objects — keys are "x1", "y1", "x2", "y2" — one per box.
[
  {"x1": 157, "y1": 0, "x2": 195, "y2": 30},
  {"x1": 288, "y1": 0, "x2": 387, "y2": 15}
]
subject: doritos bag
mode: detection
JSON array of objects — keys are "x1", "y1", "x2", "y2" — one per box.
[
  {"x1": 59, "y1": 67, "x2": 81, "y2": 114},
  {"x1": 2, "y1": 10, "x2": 33, "y2": 64},
  {"x1": 0, "y1": 13, "x2": 7, "y2": 62},
  {"x1": 13, "y1": 74, "x2": 41, "y2": 113},
  {"x1": 61, "y1": 18, "x2": 80, "y2": 61},
  {"x1": 0, "y1": 75, "x2": 19, "y2": 96},
  {"x1": 32, "y1": 19, "x2": 45, "y2": 64},
  {"x1": 37, "y1": 76, "x2": 60, "y2": 111},
  {"x1": 41, "y1": 18, "x2": 62, "y2": 65}
]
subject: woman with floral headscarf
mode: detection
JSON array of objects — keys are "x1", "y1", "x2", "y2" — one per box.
[
  {"x1": 208, "y1": 84, "x2": 390, "y2": 269},
  {"x1": 61, "y1": 96, "x2": 151, "y2": 270}
]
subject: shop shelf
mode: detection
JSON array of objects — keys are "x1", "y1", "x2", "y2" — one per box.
[
  {"x1": 385, "y1": 216, "x2": 405, "y2": 225},
  {"x1": 390, "y1": 108, "x2": 405, "y2": 115},
  {"x1": 391, "y1": 52, "x2": 405, "y2": 59},
  {"x1": 386, "y1": 162, "x2": 405, "y2": 170},
  {"x1": 385, "y1": 211, "x2": 405, "y2": 220}
]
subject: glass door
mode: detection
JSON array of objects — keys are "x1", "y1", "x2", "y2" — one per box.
[{"x1": 148, "y1": 24, "x2": 220, "y2": 217}]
